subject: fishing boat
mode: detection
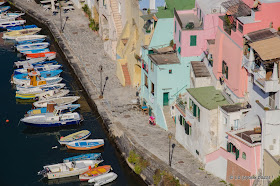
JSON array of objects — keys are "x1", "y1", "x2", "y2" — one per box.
[
  {"x1": 59, "y1": 130, "x2": 91, "y2": 145},
  {"x1": 13, "y1": 69, "x2": 62, "y2": 82},
  {"x1": 2, "y1": 27, "x2": 41, "y2": 39},
  {"x1": 17, "y1": 42, "x2": 49, "y2": 52},
  {"x1": 37, "y1": 160, "x2": 100, "y2": 179},
  {"x1": 79, "y1": 165, "x2": 111, "y2": 182},
  {"x1": 0, "y1": 6, "x2": 10, "y2": 13},
  {"x1": 14, "y1": 64, "x2": 62, "y2": 75},
  {"x1": 16, "y1": 82, "x2": 65, "y2": 91},
  {"x1": 63, "y1": 153, "x2": 102, "y2": 163},
  {"x1": 20, "y1": 48, "x2": 50, "y2": 54},
  {"x1": 26, "y1": 51, "x2": 56, "y2": 60},
  {"x1": 88, "y1": 172, "x2": 118, "y2": 185},
  {"x1": 14, "y1": 57, "x2": 47, "y2": 68},
  {"x1": 0, "y1": 12, "x2": 25, "y2": 19},
  {"x1": 0, "y1": 20, "x2": 26, "y2": 28},
  {"x1": 13, "y1": 74, "x2": 63, "y2": 87},
  {"x1": 66, "y1": 139, "x2": 104, "y2": 151},
  {"x1": 14, "y1": 60, "x2": 58, "y2": 69},
  {"x1": 7, "y1": 24, "x2": 37, "y2": 31},
  {"x1": 17, "y1": 38, "x2": 46, "y2": 45},
  {"x1": 15, "y1": 35, "x2": 46, "y2": 43},
  {"x1": 26, "y1": 104, "x2": 80, "y2": 116},
  {"x1": 33, "y1": 96, "x2": 80, "y2": 108},
  {"x1": 16, "y1": 88, "x2": 68, "y2": 100},
  {"x1": 21, "y1": 109, "x2": 82, "y2": 127}
]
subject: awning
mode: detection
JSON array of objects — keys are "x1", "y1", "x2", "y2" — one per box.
[
  {"x1": 140, "y1": 14, "x2": 155, "y2": 21},
  {"x1": 249, "y1": 37, "x2": 280, "y2": 61}
]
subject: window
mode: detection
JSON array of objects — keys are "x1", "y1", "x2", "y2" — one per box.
[
  {"x1": 197, "y1": 107, "x2": 200, "y2": 122},
  {"x1": 227, "y1": 142, "x2": 240, "y2": 160},
  {"x1": 238, "y1": 23, "x2": 243, "y2": 33},
  {"x1": 242, "y1": 152, "x2": 246, "y2": 160},
  {"x1": 175, "y1": 21, "x2": 176, "y2": 33},
  {"x1": 189, "y1": 98, "x2": 193, "y2": 111},
  {"x1": 234, "y1": 119, "x2": 239, "y2": 130},
  {"x1": 189, "y1": 98, "x2": 200, "y2": 120},
  {"x1": 190, "y1": 35, "x2": 197, "y2": 46},
  {"x1": 103, "y1": 0, "x2": 105, "y2": 6},
  {"x1": 151, "y1": 82, "x2": 154, "y2": 95},
  {"x1": 269, "y1": 92, "x2": 276, "y2": 109},
  {"x1": 169, "y1": 69, "x2": 172, "y2": 74},
  {"x1": 179, "y1": 115, "x2": 185, "y2": 126},
  {"x1": 222, "y1": 60, "x2": 228, "y2": 79},
  {"x1": 148, "y1": 50, "x2": 154, "y2": 54},
  {"x1": 185, "y1": 122, "x2": 191, "y2": 135},
  {"x1": 145, "y1": 75, "x2": 148, "y2": 88},
  {"x1": 151, "y1": 62, "x2": 154, "y2": 72},
  {"x1": 223, "y1": 116, "x2": 227, "y2": 125},
  {"x1": 179, "y1": 30, "x2": 181, "y2": 43}
]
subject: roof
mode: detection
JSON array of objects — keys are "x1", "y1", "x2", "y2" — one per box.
[
  {"x1": 154, "y1": 46, "x2": 174, "y2": 53},
  {"x1": 221, "y1": 104, "x2": 248, "y2": 113},
  {"x1": 191, "y1": 61, "x2": 210, "y2": 77},
  {"x1": 196, "y1": 0, "x2": 226, "y2": 15},
  {"x1": 245, "y1": 28, "x2": 277, "y2": 42},
  {"x1": 140, "y1": 14, "x2": 156, "y2": 21},
  {"x1": 175, "y1": 11, "x2": 203, "y2": 30},
  {"x1": 148, "y1": 52, "x2": 180, "y2": 65},
  {"x1": 221, "y1": 0, "x2": 251, "y2": 18},
  {"x1": 249, "y1": 37, "x2": 280, "y2": 60},
  {"x1": 187, "y1": 86, "x2": 229, "y2": 110},
  {"x1": 156, "y1": 0, "x2": 195, "y2": 18}
]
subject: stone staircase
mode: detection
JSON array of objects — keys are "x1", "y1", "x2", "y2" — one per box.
[
  {"x1": 110, "y1": 0, "x2": 123, "y2": 38},
  {"x1": 122, "y1": 63, "x2": 131, "y2": 86},
  {"x1": 163, "y1": 106, "x2": 176, "y2": 134}
]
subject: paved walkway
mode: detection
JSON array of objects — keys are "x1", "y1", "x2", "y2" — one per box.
[{"x1": 12, "y1": 1, "x2": 226, "y2": 185}]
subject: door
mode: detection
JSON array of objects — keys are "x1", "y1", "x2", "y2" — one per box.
[{"x1": 163, "y1": 92, "x2": 169, "y2": 106}]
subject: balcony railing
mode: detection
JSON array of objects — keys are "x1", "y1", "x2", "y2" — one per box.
[
  {"x1": 252, "y1": 70, "x2": 280, "y2": 93},
  {"x1": 176, "y1": 97, "x2": 186, "y2": 113}
]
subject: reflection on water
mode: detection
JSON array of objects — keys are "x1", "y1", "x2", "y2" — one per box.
[{"x1": 42, "y1": 176, "x2": 80, "y2": 185}]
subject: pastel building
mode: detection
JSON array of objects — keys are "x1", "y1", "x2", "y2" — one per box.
[
  {"x1": 212, "y1": 0, "x2": 280, "y2": 102},
  {"x1": 140, "y1": 18, "x2": 191, "y2": 130}
]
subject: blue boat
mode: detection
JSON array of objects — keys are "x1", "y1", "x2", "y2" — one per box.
[
  {"x1": 20, "y1": 48, "x2": 50, "y2": 54},
  {"x1": 27, "y1": 104, "x2": 80, "y2": 116},
  {"x1": 32, "y1": 60, "x2": 59, "y2": 66},
  {"x1": 21, "y1": 111, "x2": 83, "y2": 127},
  {"x1": 0, "y1": 6, "x2": 10, "y2": 13},
  {"x1": 7, "y1": 24, "x2": 37, "y2": 31},
  {"x1": 63, "y1": 153, "x2": 102, "y2": 162},
  {"x1": 13, "y1": 64, "x2": 62, "y2": 75},
  {"x1": 17, "y1": 38, "x2": 46, "y2": 45},
  {"x1": 66, "y1": 139, "x2": 104, "y2": 150},
  {"x1": 13, "y1": 69, "x2": 63, "y2": 80}
]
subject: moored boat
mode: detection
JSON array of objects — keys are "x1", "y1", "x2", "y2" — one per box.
[
  {"x1": 79, "y1": 165, "x2": 111, "y2": 182},
  {"x1": 26, "y1": 51, "x2": 56, "y2": 60},
  {"x1": 0, "y1": 6, "x2": 10, "y2": 13},
  {"x1": 26, "y1": 103, "x2": 80, "y2": 116},
  {"x1": 59, "y1": 130, "x2": 91, "y2": 145},
  {"x1": 38, "y1": 160, "x2": 100, "y2": 179},
  {"x1": 12, "y1": 70, "x2": 62, "y2": 82},
  {"x1": 17, "y1": 42, "x2": 49, "y2": 52},
  {"x1": 63, "y1": 153, "x2": 102, "y2": 163},
  {"x1": 88, "y1": 172, "x2": 118, "y2": 185},
  {"x1": 20, "y1": 48, "x2": 50, "y2": 54},
  {"x1": 33, "y1": 96, "x2": 80, "y2": 108},
  {"x1": 66, "y1": 139, "x2": 104, "y2": 151},
  {"x1": 0, "y1": 19, "x2": 26, "y2": 28},
  {"x1": 14, "y1": 64, "x2": 62, "y2": 75},
  {"x1": 15, "y1": 35, "x2": 46, "y2": 43},
  {"x1": 7, "y1": 24, "x2": 37, "y2": 31},
  {"x1": 2, "y1": 27, "x2": 42, "y2": 39}
]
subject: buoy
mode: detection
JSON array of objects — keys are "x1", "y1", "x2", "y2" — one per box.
[
  {"x1": 60, "y1": 136, "x2": 64, "y2": 139},
  {"x1": 5, "y1": 119, "x2": 9, "y2": 123},
  {"x1": 52, "y1": 146, "x2": 57, "y2": 149}
]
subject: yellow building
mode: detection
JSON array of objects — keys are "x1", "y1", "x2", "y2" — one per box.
[{"x1": 116, "y1": 0, "x2": 156, "y2": 87}]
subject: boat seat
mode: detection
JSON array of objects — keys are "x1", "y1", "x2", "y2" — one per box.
[{"x1": 75, "y1": 162, "x2": 86, "y2": 169}]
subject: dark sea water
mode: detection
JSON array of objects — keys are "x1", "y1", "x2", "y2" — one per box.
[{"x1": 0, "y1": 6, "x2": 145, "y2": 186}]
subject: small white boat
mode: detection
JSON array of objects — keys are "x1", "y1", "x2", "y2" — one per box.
[
  {"x1": 0, "y1": 12, "x2": 25, "y2": 19},
  {"x1": 16, "y1": 42, "x2": 49, "y2": 51},
  {"x1": 37, "y1": 89, "x2": 70, "y2": 101},
  {"x1": 15, "y1": 35, "x2": 46, "y2": 42},
  {"x1": 16, "y1": 83, "x2": 66, "y2": 93},
  {"x1": 14, "y1": 57, "x2": 47, "y2": 67},
  {"x1": 13, "y1": 76, "x2": 63, "y2": 86},
  {"x1": 38, "y1": 160, "x2": 102, "y2": 179},
  {"x1": 88, "y1": 172, "x2": 118, "y2": 185},
  {"x1": 33, "y1": 96, "x2": 80, "y2": 108},
  {"x1": 2, "y1": 28, "x2": 41, "y2": 39},
  {"x1": 0, "y1": 19, "x2": 26, "y2": 28}
]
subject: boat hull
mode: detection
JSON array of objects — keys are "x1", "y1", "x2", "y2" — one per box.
[
  {"x1": 23, "y1": 119, "x2": 81, "y2": 127},
  {"x1": 59, "y1": 130, "x2": 91, "y2": 145},
  {"x1": 66, "y1": 144, "x2": 104, "y2": 151}
]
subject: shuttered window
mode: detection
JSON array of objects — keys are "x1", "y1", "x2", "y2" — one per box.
[
  {"x1": 175, "y1": 21, "x2": 176, "y2": 33},
  {"x1": 190, "y1": 35, "x2": 197, "y2": 46},
  {"x1": 222, "y1": 61, "x2": 228, "y2": 79},
  {"x1": 185, "y1": 122, "x2": 191, "y2": 135},
  {"x1": 179, "y1": 30, "x2": 181, "y2": 43}
]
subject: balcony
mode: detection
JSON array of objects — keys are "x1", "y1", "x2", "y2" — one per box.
[{"x1": 252, "y1": 68, "x2": 280, "y2": 93}]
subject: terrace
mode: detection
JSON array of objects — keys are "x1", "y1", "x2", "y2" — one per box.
[
  {"x1": 227, "y1": 128, "x2": 262, "y2": 147},
  {"x1": 174, "y1": 9, "x2": 203, "y2": 30}
]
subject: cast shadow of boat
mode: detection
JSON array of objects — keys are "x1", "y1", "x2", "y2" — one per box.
[
  {"x1": 16, "y1": 98, "x2": 35, "y2": 105},
  {"x1": 41, "y1": 176, "x2": 80, "y2": 185},
  {"x1": 66, "y1": 147, "x2": 105, "y2": 154},
  {"x1": 22, "y1": 124, "x2": 82, "y2": 136},
  {"x1": 80, "y1": 180, "x2": 117, "y2": 186}
]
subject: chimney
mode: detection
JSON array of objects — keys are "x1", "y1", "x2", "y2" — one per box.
[{"x1": 150, "y1": 0, "x2": 155, "y2": 10}]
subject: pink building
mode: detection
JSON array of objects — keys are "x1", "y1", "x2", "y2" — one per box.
[
  {"x1": 212, "y1": 0, "x2": 280, "y2": 102},
  {"x1": 205, "y1": 129, "x2": 261, "y2": 186},
  {"x1": 173, "y1": 0, "x2": 226, "y2": 58}
]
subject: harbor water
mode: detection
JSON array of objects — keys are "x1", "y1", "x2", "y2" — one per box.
[{"x1": 0, "y1": 7, "x2": 145, "y2": 186}]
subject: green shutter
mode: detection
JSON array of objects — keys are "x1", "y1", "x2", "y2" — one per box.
[
  {"x1": 227, "y1": 143, "x2": 230, "y2": 152},
  {"x1": 179, "y1": 115, "x2": 182, "y2": 125},
  {"x1": 178, "y1": 47, "x2": 181, "y2": 54},
  {"x1": 189, "y1": 126, "x2": 191, "y2": 135},
  {"x1": 197, "y1": 107, "x2": 200, "y2": 122},
  {"x1": 193, "y1": 104, "x2": 197, "y2": 117},
  {"x1": 236, "y1": 149, "x2": 239, "y2": 160},
  {"x1": 175, "y1": 21, "x2": 176, "y2": 33},
  {"x1": 185, "y1": 122, "x2": 189, "y2": 135},
  {"x1": 222, "y1": 62, "x2": 225, "y2": 74},
  {"x1": 226, "y1": 66, "x2": 228, "y2": 79},
  {"x1": 179, "y1": 30, "x2": 181, "y2": 43},
  {"x1": 190, "y1": 35, "x2": 197, "y2": 46},
  {"x1": 148, "y1": 50, "x2": 154, "y2": 54}
]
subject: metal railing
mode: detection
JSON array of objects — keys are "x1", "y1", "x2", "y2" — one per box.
[{"x1": 176, "y1": 97, "x2": 186, "y2": 112}]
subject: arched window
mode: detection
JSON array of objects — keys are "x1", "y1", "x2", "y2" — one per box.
[{"x1": 242, "y1": 152, "x2": 246, "y2": 160}]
